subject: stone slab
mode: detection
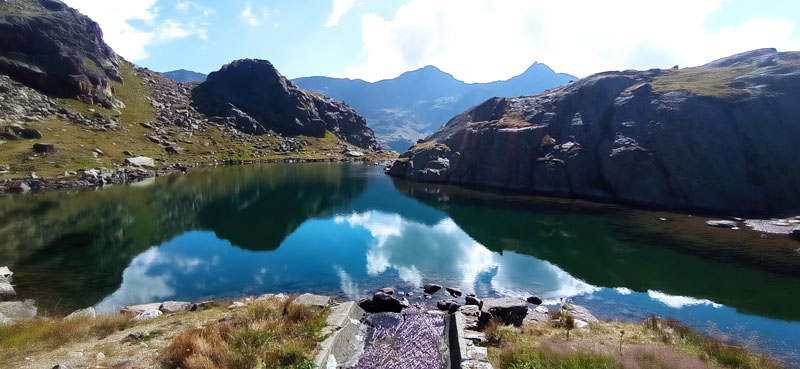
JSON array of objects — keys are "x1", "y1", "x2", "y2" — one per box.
[{"x1": 294, "y1": 293, "x2": 331, "y2": 307}]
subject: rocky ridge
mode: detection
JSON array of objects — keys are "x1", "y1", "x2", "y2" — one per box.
[
  {"x1": 0, "y1": 0, "x2": 384, "y2": 192},
  {"x1": 389, "y1": 49, "x2": 800, "y2": 216},
  {"x1": 192, "y1": 59, "x2": 380, "y2": 151},
  {"x1": 0, "y1": 0, "x2": 122, "y2": 108}
]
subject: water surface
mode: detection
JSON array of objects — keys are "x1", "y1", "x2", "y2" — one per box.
[{"x1": 0, "y1": 163, "x2": 798, "y2": 363}]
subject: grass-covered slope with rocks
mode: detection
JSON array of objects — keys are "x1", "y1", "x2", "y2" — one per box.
[
  {"x1": 389, "y1": 48, "x2": 800, "y2": 216},
  {"x1": 0, "y1": 0, "x2": 389, "y2": 193}
]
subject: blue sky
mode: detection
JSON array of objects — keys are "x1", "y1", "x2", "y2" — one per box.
[{"x1": 63, "y1": 0, "x2": 800, "y2": 82}]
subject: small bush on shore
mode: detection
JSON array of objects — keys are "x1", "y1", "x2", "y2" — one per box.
[{"x1": 162, "y1": 297, "x2": 328, "y2": 369}]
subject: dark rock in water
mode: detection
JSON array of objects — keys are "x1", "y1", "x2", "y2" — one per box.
[
  {"x1": 790, "y1": 230, "x2": 800, "y2": 242},
  {"x1": 191, "y1": 59, "x2": 380, "y2": 150},
  {"x1": 465, "y1": 295, "x2": 481, "y2": 306},
  {"x1": 359, "y1": 292, "x2": 405, "y2": 313},
  {"x1": 20, "y1": 128, "x2": 42, "y2": 139},
  {"x1": 423, "y1": 283, "x2": 442, "y2": 294},
  {"x1": 357, "y1": 297, "x2": 373, "y2": 312},
  {"x1": 526, "y1": 296, "x2": 543, "y2": 305},
  {"x1": 437, "y1": 299, "x2": 459, "y2": 312},
  {"x1": 0, "y1": 0, "x2": 123, "y2": 106},
  {"x1": 479, "y1": 298, "x2": 528, "y2": 329},
  {"x1": 33, "y1": 143, "x2": 54, "y2": 153},
  {"x1": 379, "y1": 287, "x2": 395, "y2": 295},
  {"x1": 388, "y1": 49, "x2": 800, "y2": 215},
  {"x1": 445, "y1": 287, "x2": 462, "y2": 297}
]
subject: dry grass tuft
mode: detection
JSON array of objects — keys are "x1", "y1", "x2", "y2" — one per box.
[
  {"x1": 488, "y1": 316, "x2": 783, "y2": 369},
  {"x1": 0, "y1": 314, "x2": 134, "y2": 365},
  {"x1": 162, "y1": 298, "x2": 327, "y2": 369}
]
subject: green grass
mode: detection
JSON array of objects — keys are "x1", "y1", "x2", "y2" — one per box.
[
  {"x1": 502, "y1": 350, "x2": 622, "y2": 369},
  {"x1": 648, "y1": 66, "x2": 756, "y2": 99}
]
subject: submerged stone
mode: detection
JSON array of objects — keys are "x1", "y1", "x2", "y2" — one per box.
[{"x1": 354, "y1": 311, "x2": 448, "y2": 369}]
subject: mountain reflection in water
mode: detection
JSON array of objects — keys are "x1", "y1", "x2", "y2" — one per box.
[{"x1": 0, "y1": 163, "x2": 798, "y2": 362}]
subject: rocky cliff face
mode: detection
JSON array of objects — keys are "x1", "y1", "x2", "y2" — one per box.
[
  {"x1": 389, "y1": 49, "x2": 800, "y2": 216},
  {"x1": 0, "y1": 0, "x2": 123, "y2": 108},
  {"x1": 192, "y1": 59, "x2": 380, "y2": 151}
]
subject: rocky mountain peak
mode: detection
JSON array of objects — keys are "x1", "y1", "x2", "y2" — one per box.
[
  {"x1": 0, "y1": 0, "x2": 123, "y2": 108},
  {"x1": 192, "y1": 59, "x2": 380, "y2": 150}
]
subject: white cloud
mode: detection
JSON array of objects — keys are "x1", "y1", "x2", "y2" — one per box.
[
  {"x1": 63, "y1": 0, "x2": 211, "y2": 61},
  {"x1": 242, "y1": 5, "x2": 258, "y2": 25},
  {"x1": 326, "y1": 0, "x2": 355, "y2": 27},
  {"x1": 337, "y1": 0, "x2": 800, "y2": 82},
  {"x1": 648, "y1": 290, "x2": 722, "y2": 309}
]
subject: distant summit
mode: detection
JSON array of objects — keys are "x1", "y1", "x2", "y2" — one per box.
[
  {"x1": 162, "y1": 69, "x2": 207, "y2": 83},
  {"x1": 294, "y1": 63, "x2": 575, "y2": 151}
]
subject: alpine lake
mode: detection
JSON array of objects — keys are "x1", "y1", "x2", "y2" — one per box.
[{"x1": 1, "y1": 163, "x2": 798, "y2": 363}]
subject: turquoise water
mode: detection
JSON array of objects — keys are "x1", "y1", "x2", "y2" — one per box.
[{"x1": 0, "y1": 163, "x2": 798, "y2": 363}]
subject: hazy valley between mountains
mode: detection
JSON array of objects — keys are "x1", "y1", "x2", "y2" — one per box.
[{"x1": 2, "y1": 0, "x2": 800, "y2": 369}]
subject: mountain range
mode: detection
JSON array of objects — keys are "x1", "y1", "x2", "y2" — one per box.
[
  {"x1": 162, "y1": 69, "x2": 207, "y2": 83},
  {"x1": 293, "y1": 64, "x2": 576, "y2": 151}
]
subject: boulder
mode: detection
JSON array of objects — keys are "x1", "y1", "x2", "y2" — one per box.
[
  {"x1": 134, "y1": 309, "x2": 162, "y2": 320},
  {"x1": 479, "y1": 298, "x2": 528, "y2": 328},
  {"x1": 523, "y1": 305, "x2": 550, "y2": 324},
  {"x1": 445, "y1": 287, "x2": 462, "y2": 297},
  {"x1": 437, "y1": 299, "x2": 459, "y2": 312},
  {"x1": 526, "y1": 296, "x2": 543, "y2": 305},
  {"x1": 0, "y1": 280, "x2": 12, "y2": 301},
  {"x1": 0, "y1": 266, "x2": 11, "y2": 282},
  {"x1": 0, "y1": 312, "x2": 11, "y2": 325},
  {"x1": 379, "y1": 287, "x2": 394, "y2": 295},
  {"x1": 66, "y1": 307, "x2": 95, "y2": 320},
  {"x1": 293, "y1": 293, "x2": 331, "y2": 308},
  {"x1": 124, "y1": 156, "x2": 155, "y2": 167},
  {"x1": 358, "y1": 292, "x2": 406, "y2": 313},
  {"x1": 120, "y1": 303, "x2": 161, "y2": 316},
  {"x1": 0, "y1": 299, "x2": 37, "y2": 321},
  {"x1": 790, "y1": 229, "x2": 800, "y2": 242},
  {"x1": 159, "y1": 301, "x2": 193, "y2": 314},
  {"x1": 423, "y1": 283, "x2": 442, "y2": 294},
  {"x1": 33, "y1": 143, "x2": 55, "y2": 153},
  {"x1": 9, "y1": 182, "x2": 30, "y2": 193},
  {"x1": 465, "y1": 295, "x2": 482, "y2": 306},
  {"x1": 564, "y1": 304, "x2": 599, "y2": 323},
  {"x1": 20, "y1": 128, "x2": 42, "y2": 139},
  {"x1": 371, "y1": 291, "x2": 404, "y2": 313},
  {"x1": 706, "y1": 220, "x2": 739, "y2": 228}
]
